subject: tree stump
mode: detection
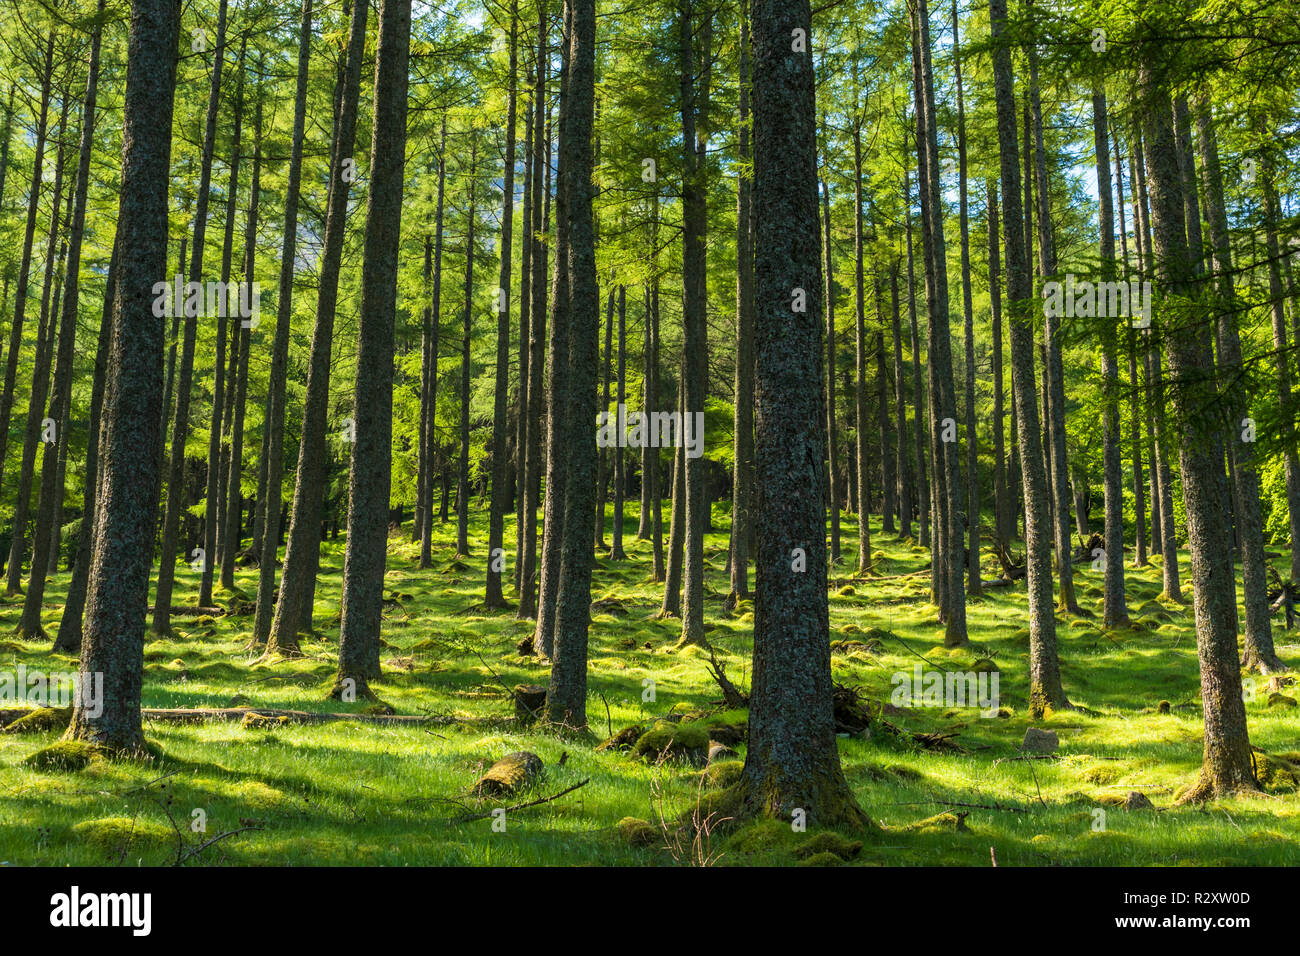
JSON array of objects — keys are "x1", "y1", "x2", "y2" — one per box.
[
  {"x1": 474, "y1": 751, "x2": 543, "y2": 796},
  {"x1": 514, "y1": 685, "x2": 547, "y2": 724}
]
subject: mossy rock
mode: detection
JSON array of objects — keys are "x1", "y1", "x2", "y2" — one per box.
[
  {"x1": 361, "y1": 701, "x2": 396, "y2": 716},
  {"x1": 698, "y1": 759, "x2": 744, "y2": 790},
  {"x1": 228, "y1": 694, "x2": 252, "y2": 707},
  {"x1": 1267, "y1": 693, "x2": 1297, "y2": 709},
  {"x1": 26, "y1": 739, "x2": 107, "y2": 772},
  {"x1": 1253, "y1": 752, "x2": 1299, "y2": 792},
  {"x1": 616, "y1": 817, "x2": 660, "y2": 847},
  {"x1": 633, "y1": 719, "x2": 710, "y2": 764},
  {"x1": 475, "y1": 751, "x2": 544, "y2": 795},
  {"x1": 837, "y1": 585, "x2": 857, "y2": 597},
  {"x1": 792, "y1": 831, "x2": 862, "y2": 861},
  {"x1": 72, "y1": 816, "x2": 173, "y2": 856},
  {"x1": 3, "y1": 705, "x2": 71, "y2": 734},
  {"x1": 241, "y1": 712, "x2": 290, "y2": 730},
  {"x1": 797, "y1": 851, "x2": 845, "y2": 867}
]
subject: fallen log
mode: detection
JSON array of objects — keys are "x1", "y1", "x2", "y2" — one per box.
[{"x1": 140, "y1": 707, "x2": 475, "y2": 726}]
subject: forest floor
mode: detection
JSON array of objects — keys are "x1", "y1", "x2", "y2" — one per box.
[{"x1": 1, "y1": 507, "x2": 1298, "y2": 866}]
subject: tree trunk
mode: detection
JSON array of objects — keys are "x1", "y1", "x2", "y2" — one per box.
[
  {"x1": 486, "y1": 3, "x2": 519, "y2": 608},
  {"x1": 1137, "y1": 61, "x2": 1257, "y2": 801},
  {"x1": 153, "y1": 0, "x2": 228, "y2": 634},
  {"x1": 1092, "y1": 88, "x2": 1129, "y2": 628},
  {"x1": 989, "y1": 0, "x2": 1068, "y2": 715},
  {"x1": 545, "y1": 0, "x2": 599, "y2": 729},
  {"x1": 1195, "y1": 97, "x2": 1281, "y2": 673},
  {"x1": 251, "y1": 0, "x2": 313, "y2": 642},
  {"x1": 265, "y1": 0, "x2": 369, "y2": 656},
  {"x1": 737, "y1": 0, "x2": 867, "y2": 828},
  {"x1": 67, "y1": 0, "x2": 178, "y2": 753},
  {"x1": 21, "y1": 11, "x2": 105, "y2": 635},
  {"x1": 333, "y1": 0, "x2": 411, "y2": 699}
]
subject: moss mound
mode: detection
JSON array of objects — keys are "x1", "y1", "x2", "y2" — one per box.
[
  {"x1": 26, "y1": 739, "x2": 107, "y2": 772},
  {"x1": 797, "y1": 850, "x2": 846, "y2": 867},
  {"x1": 2, "y1": 706, "x2": 71, "y2": 734},
  {"x1": 616, "y1": 817, "x2": 660, "y2": 847},
  {"x1": 72, "y1": 816, "x2": 173, "y2": 855},
  {"x1": 792, "y1": 831, "x2": 863, "y2": 861}
]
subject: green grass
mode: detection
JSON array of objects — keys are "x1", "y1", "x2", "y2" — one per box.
[{"x1": 0, "y1": 504, "x2": 1297, "y2": 866}]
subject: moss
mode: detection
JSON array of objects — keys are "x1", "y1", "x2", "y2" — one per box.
[
  {"x1": 25, "y1": 739, "x2": 106, "y2": 772},
  {"x1": 699, "y1": 760, "x2": 744, "y2": 789},
  {"x1": 1080, "y1": 765, "x2": 1121, "y2": 785},
  {"x1": 837, "y1": 586, "x2": 856, "y2": 597},
  {"x1": 633, "y1": 719, "x2": 710, "y2": 763},
  {"x1": 903, "y1": 812, "x2": 969, "y2": 834},
  {"x1": 72, "y1": 816, "x2": 173, "y2": 855},
  {"x1": 241, "y1": 712, "x2": 290, "y2": 730},
  {"x1": 723, "y1": 817, "x2": 795, "y2": 855},
  {"x1": 1253, "y1": 752, "x2": 1299, "y2": 792},
  {"x1": 616, "y1": 817, "x2": 660, "y2": 847},
  {"x1": 792, "y1": 831, "x2": 862, "y2": 861},
  {"x1": 797, "y1": 850, "x2": 845, "y2": 866},
  {"x1": 233, "y1": 780, "x2": 292, "y2": 811},
  {"x1": 2, "y1": 706, "x2": 71, "y2": 734}
]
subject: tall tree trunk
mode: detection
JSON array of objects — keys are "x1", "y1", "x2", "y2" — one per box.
[
  {"x1": 534, "y1": 0, "x2": 572, "y2": 658},
  {"x1": 678, "y1": 0, "x2": 711, "y2": 648},
  {"x1": 911, "y1": 0, "x2": 966, "y2": 645},
  {"x1": 153, "y1": 0, "x2": 229, "y2": 634},
  {"x1": 66, "y1": 0, "x2": 178, "y2": 753},
  {"x1": 332, "y1": 0, "x2": 411, "y2": 699},
  {"x1": 519, "y1": 26, "x2": 549, "y2": 617},
  {"x1": 1196, "y1": 97, "x2": 1281, "y2": 673},
  {"x1": 1113, "y1": 131, "x2": 1148, "y2": 567},
  {"x1": 0, "y1": 35, "x2": 54, "y2": 527},
  {"x1": 486, "y1": 3, "x2": 519, "y2": 608},
  {"x1": 251, "y1": 0, "x2": 313, "y2": 642},
  {"x1": 545, "y1": 0, "x2": 599, "y2": 729},
  {"x1": 54, "y1": 235, "x2": 117, "y2": 654},
  {"x1": 22, "y1": 6, "x2": 105, "y2": 636},
  {"x1": 953, "y1": 1, "x2": 979, "y2": 596},
  {"x1": 224, "y1": 73, "x2": 262, "y2": 613},
  {"x1": 987, "y1": 179, "x2": 1009, "y2": 553},
  {"x1": 265, "y1": 0, "x2": 370, "y2": 656},
  {"x1": 1138, "y1": 61, "x2": 1257, "y2": 802},
  {"x1": 1092, "y1": 88, "x2": 1129, "y2": 628},
  {"x1": 822, "y1": 174, "x2": 841, "y2": 566},
  {"x1": 727, "y1": 5, "x2": 753, "y2": 602},
  {"x1": 989, "y1": 0, "x2": 1068, "y2": 715},
  {"x1": 737, "y1": 0, "x2": 867, "y2": 827},
  {"x1": 7, "y1": 91, "x2": 70, "y2": 595},
  {"x1": 611, "y1": 285, "x2": 627, "y2": 559},
  {"x1": 854, "y1": 122, "x2": 875, "y2": 571},
  {"x1": 1026, "y1": 16, "x2": 1079, "y2": 615},
  {"x1": 891, "y1": 261, "x2": 912, "y2": 539},
  {"x1": 201, "y1": 38, "x2": 246, "y2": 606}
]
